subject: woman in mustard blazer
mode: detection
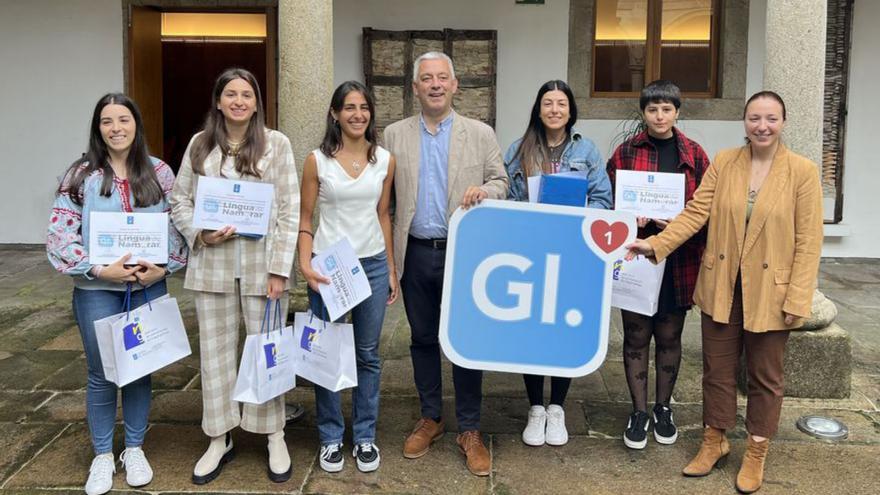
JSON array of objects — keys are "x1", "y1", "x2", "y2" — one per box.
[{"x1": 627, "y1": 91, "x2": 823, "y2": 494}]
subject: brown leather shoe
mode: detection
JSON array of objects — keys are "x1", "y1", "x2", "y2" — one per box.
[
  {"x1": 736, "y1": 436, "x2": 770, "y2": 493},
  {"x1": 682, "y1": 426, "x2": 730, "y2": 477},
  {"x1": 456, "y1": 430, "x2": 490, "y2": 476},
  {"x1": 403, "y1": 418, "x2": 445, "y2": 459}
]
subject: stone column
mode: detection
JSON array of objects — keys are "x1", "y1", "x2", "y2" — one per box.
[
  {"x1": 762, "y1": 0, "x2": 826, "y2": 164},
  {"x1": 755, "y1": 1, "x2": 848, "y2": 399},
  {"x1": 278, "y1": 0, "x2": 333, "y2": 170},
  {"x1": 763, "y1": 0, "x2": 838, "y2": 328},
  {"x1": 278, "y1": 0, "x2": 333, "y2": 310}
]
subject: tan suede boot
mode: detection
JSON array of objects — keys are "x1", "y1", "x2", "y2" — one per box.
[
  {"x1": 736, "y1": 436, "x2": 770, "y2": 493},
  {"x1": 682, "y1": 426, "x2": 730, "y2": 477}
]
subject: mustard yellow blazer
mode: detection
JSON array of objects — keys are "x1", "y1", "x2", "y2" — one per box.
[{"x1": 648, "y1": 144, "x2": 823, "y2": 332}]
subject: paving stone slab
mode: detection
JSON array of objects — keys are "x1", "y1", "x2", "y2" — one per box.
[
  {"x1": 773, "y1": 407, "x2": 880, "y2": 444},
  {"x1": 24, "y1": 391, "x2": 96, "y2": 424},
  {"x1": 3, "y1": 423, "x2": 123, "y2": 489},
  {"x1": 0, "y1": 422, "x2": 66, "y2": 486},
  {"x1": 0, "y1": 351, "x2": 83, "y2": 391},
  {"x1": 720, "y1": 441, "x2": 880, "y2": 495},
  {"x1": 37, "y1": 355, "x2": 87, "y2": 391},
  {"x1": 150, "y1": 390, "x2": 203, "y2": 425},
  {"x1": 304, "y1": 433, "x2": 489, "y2": 495},
  {"x1": 128, "y1": 424, "x2": 314, "y2": 493},
  {"x1": 0, "y1": 390, "x2": 53, "y2": 422},
  {"x1": 37, "y1": 324, "x2": 83, "y2": 351},
  {"x1": 492, "y1": 434, "x2": 731, "y2": 495},
  {"x1": 851, "y1": 373, "x2": 880, "y2": 409}
]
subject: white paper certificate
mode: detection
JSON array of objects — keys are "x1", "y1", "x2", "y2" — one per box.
[
  {"x1": 89, "y1": 212, "x2": 169, "y2": 265},
  {"x1": 193, "y1": 176, "x2": 274, "y2": 235},
  {"x1": 311, "y1": 238, "x2": 373, "y2": 322},
  {"x1": 614, "y1": 170, "x2": 685, "y2": 219}
]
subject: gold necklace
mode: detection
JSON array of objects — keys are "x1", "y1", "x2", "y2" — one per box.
[{"x1": 227, "y1": 139, "x2": 244, "y2": 157}]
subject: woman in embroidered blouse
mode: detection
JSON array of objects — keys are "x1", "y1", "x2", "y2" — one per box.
[
  {"x1": 298, "y1": 80, "x2": 398, "y2": 473},
  {"x1": 169, "y1": 68, "x2": 299, "y2": 485},
  {"x1": 47, "y1": 93, "x2": 187, "y2": 495}
]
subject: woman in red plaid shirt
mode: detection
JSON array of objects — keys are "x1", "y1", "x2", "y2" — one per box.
[{"x1": 606, "y1": 80, "x2": 710, "y2": 450}]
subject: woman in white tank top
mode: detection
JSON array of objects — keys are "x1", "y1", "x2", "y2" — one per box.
[{"x1": 298, "y1": 81, "x2": 398, "y2": 473}]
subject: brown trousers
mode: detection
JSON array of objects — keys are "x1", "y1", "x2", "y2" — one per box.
[{"x1": 700, "y1": 279, "x2": 790, "y2": 438}]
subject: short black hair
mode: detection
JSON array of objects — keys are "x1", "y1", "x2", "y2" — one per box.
[{"x1": 639, "y1": 80, "x2": 681, "y2": 110}]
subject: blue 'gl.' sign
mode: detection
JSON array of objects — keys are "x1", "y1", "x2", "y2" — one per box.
[{"x1": 439, "y1": 200, "x2": 635, "y2": 377}]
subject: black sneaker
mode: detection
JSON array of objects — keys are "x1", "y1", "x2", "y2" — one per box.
[
  {"x1": 353, "y1": 443, "x2": 380, "y2": 472},
  {"x1": 319, "y1": 443, "x2": 344, "y2": 473},
  {"x1": 652, "y1": 403, "x2": 678, "y2": 444},
  {"x1": 623, "y1": 410, "x2": 650, "y2": 449}
]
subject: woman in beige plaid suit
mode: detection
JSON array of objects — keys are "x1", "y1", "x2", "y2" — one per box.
[{"x1": 169, "y1": 68, "x2": 299, "y2": 485}]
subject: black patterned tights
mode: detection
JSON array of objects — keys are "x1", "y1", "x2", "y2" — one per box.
[{"x1": 621, "y1": 309, "x2": 687, "y2": 413}]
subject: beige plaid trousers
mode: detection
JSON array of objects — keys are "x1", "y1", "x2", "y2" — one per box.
[{"x1": 194, "y1": 282, "x2": 290, "y2": 437}]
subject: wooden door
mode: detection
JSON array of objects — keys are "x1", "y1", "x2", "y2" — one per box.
[{"x1": 128, "y1": 6, "x2": 163, "y2": 159}]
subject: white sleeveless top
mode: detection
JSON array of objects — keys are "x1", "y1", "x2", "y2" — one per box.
[{"x1": 312, "y1": 146, "x2": 390, "y2": 258}]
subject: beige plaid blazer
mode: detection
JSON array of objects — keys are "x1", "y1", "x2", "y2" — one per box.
[
  {"x1": 383, "y1": 111, "x2": 508, "y2": 277},
  {"x1": 170, "y1": 129, "x2": 300, "y2": 295}
]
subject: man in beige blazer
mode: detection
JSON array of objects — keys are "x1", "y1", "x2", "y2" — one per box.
[{"x1": 383, "y1": 51, "x2": 508, "y2": 476}]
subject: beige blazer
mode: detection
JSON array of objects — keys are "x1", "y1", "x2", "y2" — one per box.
[
  {"x1": 648, "y1": 144, "x2": 823, "y2": 332},
  {"x1": 383, "y1": 111, "x2": 508, "y2": 277},
  {"x1": 170, "y1": 129, "x2": 300, "y2": 295}
]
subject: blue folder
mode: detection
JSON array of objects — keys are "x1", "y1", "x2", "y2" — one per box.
[{"x1": 538, "y1": 174, "x2": 589, "y2": 207}]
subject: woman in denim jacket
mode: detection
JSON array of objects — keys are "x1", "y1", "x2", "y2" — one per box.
[
  {"x1": 503, "y1": 80, "x2": 612, "y2": 448},
  {"x1": 47, "y1": 93, "x2": 187, "y2": 495}
]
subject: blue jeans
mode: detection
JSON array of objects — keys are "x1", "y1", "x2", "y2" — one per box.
[
  {"x1": 72, "y1": 281, "x2": 167, "y2": 454},
  {"x1": 308, "y1": 252, "x2": 389, "y2": 446}
]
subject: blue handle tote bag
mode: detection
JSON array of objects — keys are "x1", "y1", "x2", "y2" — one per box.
[
  {"x1": 95, "y1": 284, "x2": 192, "y2": 386},
  {"x1": 233, "y1": 300, "x2": 297, "y2": 404},
  {"x1": 292, "y1": 310, "x2": 357, "y2": 392}
]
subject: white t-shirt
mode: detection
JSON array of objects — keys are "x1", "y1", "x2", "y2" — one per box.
[{"x1": 312, "y1": 146, "x2": 390, "y2": 258}]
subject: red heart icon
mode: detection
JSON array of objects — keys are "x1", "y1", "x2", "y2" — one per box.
[{"x1": 590, "y1": 220, "x2": 629, "y2": 254}]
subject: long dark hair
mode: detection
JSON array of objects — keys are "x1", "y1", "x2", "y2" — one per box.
[
  {"x1": 319, "y1": 81, "x2": 378, "y2": 163},
  {"x1": 189, "y1": 68, "x2": 267, "y2": 177},
  {"x1": 513, "y1": 80, "x2": 578, "y2": 176},
  {"x1": 57, "y1": 93, "x2": 162, "y2": 207}
]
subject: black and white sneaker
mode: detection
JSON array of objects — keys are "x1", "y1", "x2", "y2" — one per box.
[
  {"x1": 623, "y1": 410, "x2": 650, "y2": 449},
  {"x1": 353, "y1": 443, "x2": 380, "y2": 473},
  {"x1": 652, "y1": 403, "x2": 678, "y2": 444},
  {"x1": 319, "y1": 443, "x2": 344, "y2": 473}
]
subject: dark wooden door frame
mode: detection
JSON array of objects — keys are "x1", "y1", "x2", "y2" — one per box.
[{"x1": 122, "y1": 0, "x2": 279, "y2": 128}]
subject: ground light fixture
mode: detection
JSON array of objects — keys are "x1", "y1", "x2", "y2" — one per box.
[{"x1": 796, "y1": 415, "x2": 849, "y2": 441}]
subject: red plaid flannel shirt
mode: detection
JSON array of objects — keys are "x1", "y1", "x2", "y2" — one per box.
[{"x1": 606, "y1": 128, "x2": 710, "y2": 307}]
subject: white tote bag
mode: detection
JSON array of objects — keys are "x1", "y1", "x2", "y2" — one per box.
[
  {"x1": 611, "y1": 256, "x2": 667, "y2": 316},
  {"x1": 233, "y1": 300, "x2": 297, "y2": 404},
  {"x1": 95, "y1": 286, "x2": 191, "y2": 387},
  {"x1": 292, "y1": 311, "x2": 357, "y2": 392}
]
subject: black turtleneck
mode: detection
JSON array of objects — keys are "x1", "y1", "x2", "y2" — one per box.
[{"x1": 648, "y1": 134, "x2": 680, "y2": 174}]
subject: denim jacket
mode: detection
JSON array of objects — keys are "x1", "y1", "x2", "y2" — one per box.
[
  {"x1": 47, "y1": 157, "x2": 188, "y2": 291},
  {"x1": 504, "y1": 131, "x2": 613, "y2": 209}
]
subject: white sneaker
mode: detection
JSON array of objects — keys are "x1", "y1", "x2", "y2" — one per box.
[
  {"x1": 545, "y1": 404, "x2": 569, "y2": 446},
  {"x1": 84, "y1": 453, "x2": 115, "y2": 495},
  {"x1": 522, "y1": 405, "x2": 546, "y2": 446},
  {"x1": 120, "y1": 446, "x2": 153, "y2": 488}
]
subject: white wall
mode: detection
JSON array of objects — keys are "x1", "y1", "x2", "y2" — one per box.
[
  {"x1": 823, "y1": 0, "x2": 880, "y2": 258},
  {"x1": 334, "y1": 0, "x2": 767, "y2": 164},
  {"x1": 0, "y1": 0, "x2": 124, "y2": 244},
  {"x1": 333, "y1": 0, "x2": 570, "y2": 153}
]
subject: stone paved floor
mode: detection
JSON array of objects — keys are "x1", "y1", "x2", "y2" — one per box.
[{"x1": 0, "y1": 248, "x2": 877, "y2": 494}]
